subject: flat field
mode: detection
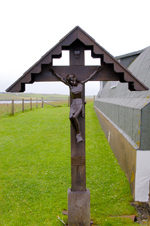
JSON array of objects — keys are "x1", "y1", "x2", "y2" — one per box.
[
  {"x1": 0, "y1": 103, "x2": 137, "y2": 225},
  {"x1": 0, "y1": 93, "x2": 68, "y2": 101}
]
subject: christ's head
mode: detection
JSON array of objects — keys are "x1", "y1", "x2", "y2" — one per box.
[{"x1": 66, "y1": 74, "x2": 78, "y2": 86}]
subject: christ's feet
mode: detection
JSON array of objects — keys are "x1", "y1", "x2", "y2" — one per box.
[{"x1": 76, "y1": 133, "x2": 83, "y2": 143}]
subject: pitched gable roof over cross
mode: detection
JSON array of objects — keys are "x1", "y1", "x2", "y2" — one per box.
[{"x1": 6, "y1": 26, "x2": 148, "y2": 92}]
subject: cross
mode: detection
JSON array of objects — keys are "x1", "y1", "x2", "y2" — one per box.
[
  {"x1": 51, "y1": 49, "x2": 100, "y2": 192},
  {"x1": 6, "y1": 26, "x2": 147, "y2": 226},
  {"x1": 50, "y1": 47, "x2": 101, "y2": 225}
]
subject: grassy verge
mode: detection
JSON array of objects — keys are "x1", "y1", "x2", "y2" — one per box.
[{"x1": 0, "y1": 103, "x2": 137, "y2": 225}]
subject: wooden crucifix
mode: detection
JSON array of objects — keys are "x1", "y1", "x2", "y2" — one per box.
[
  {"x1": 6, "y1": 26, "x2": 148, "y2": 226},
  {"x1": 50, "y1": 61, "x2": 101, "y2": 190}
]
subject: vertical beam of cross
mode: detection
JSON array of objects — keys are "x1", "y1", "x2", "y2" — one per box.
[{"x1": 70, "y1": 47, "x2": 86, "y2": 191}]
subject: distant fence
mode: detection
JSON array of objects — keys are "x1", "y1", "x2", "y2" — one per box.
[
  {"x1": 0, "y1": 98, "x2": 44, "y2": 117},
  {"x1": 0, "y1": 96, "x2": 94, "y2": 118}
]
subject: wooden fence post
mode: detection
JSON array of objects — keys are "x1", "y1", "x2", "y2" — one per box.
[
  {"x1": 11, "y1": 100, "x2": 14, "y2": 115},
  {"x1": 68, "y1": 96, "x2": 70, "y2": 107},
  {"x1": 36, "y1": 98, "x2": 38, "y2": 108},
  {"x1": 41, "y1": 97, "x2": 44, "y2": 108},
  {"x1": 22, "y1": 98, "x2": 24, "y2": 112},
  {"x1": 7, "y1": 103, "x2": 9, "y2": 114},
  {"x1": 30, "y1": 98, "x2": 32, "y2": 110}
]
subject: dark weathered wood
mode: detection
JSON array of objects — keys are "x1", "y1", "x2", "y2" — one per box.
[
  {"x1": 34, "y1": 65, "x2": 99, "y2": 82},
  {"x1": 6, "y1": 27, "x2": 148, "y2": 93},
  {"x1": 33, "y1": 64, "x2": 124, "y2": 83},
  {"x1": 70, "y1": 46, "x2": 86, "y2": 191}
]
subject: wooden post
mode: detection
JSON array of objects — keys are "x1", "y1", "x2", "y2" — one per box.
[
  {"x1": 68, "y1": 96, "x2": 70, "y2": 107},
  {"x1": 7, "y1": 103, "x2": 9, "y2": 114},
  {"x1": 41, "y1": 97, "x2": 44, "y2": 108},
  {"x1": 22, "y1": 98, "x2": 24, "y2": 112},
  {"x1": 70, "y1": 47, "x2": 86, "y2": 191},
  {"x1": 30, "y1": 98, "x2": 32, "y2": 110},
  {"x1": 11, "y1": 100, "x2": 14, "y2": 115},
  {"x1": 68, "y1": 46, "x2": 90, "y2": 226},
  {"x1": 36, "y1": 98, "x2": 38, "y2": 108}
]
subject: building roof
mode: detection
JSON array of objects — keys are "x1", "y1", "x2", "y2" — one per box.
[
  {"x1": 99, "y1": 46, "x2": 150, "y2": 108},
  {"x1": 116, "y1": 49, "x2": 145, "y2": 69},
  {"x1": 116, "y1": 49, "x2": 144, "y2": 60}
]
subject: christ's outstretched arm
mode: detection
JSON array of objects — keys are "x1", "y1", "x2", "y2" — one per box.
[
  {"x1": 49, "y1": 67, "x2": 67, "y2": 85},
  {"x1": 81, "y1": 66, "x2": 102, "y2": 84}
]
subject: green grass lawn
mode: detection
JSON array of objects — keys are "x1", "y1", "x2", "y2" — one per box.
[{"x1": 0, "y1": 103, "x2": 137, "y2": 225}]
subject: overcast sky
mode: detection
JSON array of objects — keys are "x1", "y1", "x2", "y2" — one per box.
[{"x1": 0, "y1": 0, "x2": 150, "y2": 95}]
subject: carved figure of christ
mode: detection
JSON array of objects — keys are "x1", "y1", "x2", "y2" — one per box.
[{"x1": 49, "y1": 67, "x2": 101, "y2": 143}]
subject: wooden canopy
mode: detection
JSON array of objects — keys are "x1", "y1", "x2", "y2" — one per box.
[{"x1": 6, "y1": 26, "x2": 148, "y2": 92}]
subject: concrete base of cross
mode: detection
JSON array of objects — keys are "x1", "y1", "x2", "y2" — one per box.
[{"x1": 68, "y1": 188, "x2": 90, "y2": 226}]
